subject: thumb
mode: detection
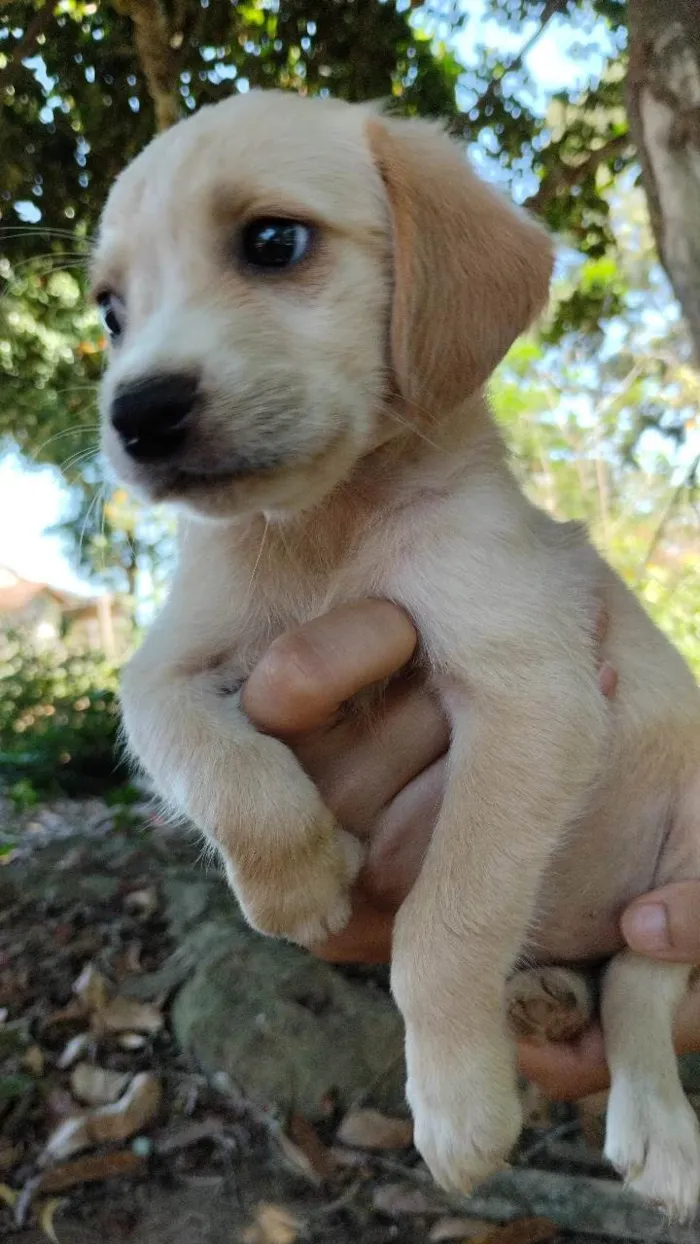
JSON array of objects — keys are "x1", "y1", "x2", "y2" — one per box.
[{"x1": 622, "y1": 882, "x2": 700, "y2": 964}]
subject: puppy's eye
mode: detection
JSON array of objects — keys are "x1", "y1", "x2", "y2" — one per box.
[
  {"x1": 240, "y1": 218, "x2": 312, "y2": 270},
  {"x1": 96, "y1": 291, "x2": 125, "y2": 341}
]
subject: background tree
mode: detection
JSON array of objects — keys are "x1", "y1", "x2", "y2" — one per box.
[
  {"x1": 626, "y1": 0, "x2": 700, "y2": 362},
  {"x1": 0, "y1": 0, "x2": 698, "y2": 656}
]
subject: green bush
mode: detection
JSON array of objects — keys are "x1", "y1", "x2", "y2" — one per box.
[{"x1": 0, "y1": 630, "x2": 127, "y2": 797}]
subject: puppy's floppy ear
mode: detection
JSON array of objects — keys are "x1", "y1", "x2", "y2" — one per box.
[{"x1": 366, "y1": 116, "x2": 554, "y2": 414}]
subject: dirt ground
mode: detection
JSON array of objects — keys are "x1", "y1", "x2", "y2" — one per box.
[{"x1": 0, "y1": 795, "x2": 698, "y2": 1244}]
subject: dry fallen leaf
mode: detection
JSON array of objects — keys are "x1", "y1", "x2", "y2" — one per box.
[
  {"x1": 70, "y1": 1063, "x2": 131, "y2": 1107},
  {"x1": 22, "y1": 1045, "x2": 45, "y2": 1077},
  {"x1": 287, "y1": 1113, "x2": 336, "y2": 1183},
  {"x1": 0, "y1": 1142, "x2": 22, "y2": 1173},
  {"x1": 0, "y1": 1182, "x2": 17, "y2": 1207},
  {"x1": 38, "y1": 1197, "x2": 66, "y2": 1244},
  {"x1": 123, "y1": 886, "x2": 158, "y2": 919},
  {"x1": 242, "y1": 1203, "x2": 302, "y2": 1244},
  {"x1": 72, "y1": 964, "x2": 109, "y2": 1015},
  {"x1": 429, "y1": 1218, "x2": 497, "y2": 1242},
  {"x1": 43, "y1": 1073, "x2": 162, "y2": 1163},
  {"x1": 277, "y1": 1133, "x2": 322, "y2": 1188},
  {"x1": 97, "y1": 996, "x2": 164, "y2": 1036},
  {"x1": 39, "y1": 1150, "x2": 147, "y2": 1193},
  {"x1": 372, "y1": 1183, "x2": 437, "y2": 1215},
  {"x1": 336, "y1": 1108, "x2": 413, "y2": 1151},
  {"x1": 57, "y1": 1034, "x2": 91, "y2": 1071},
  {"x1": 155, "y1": 1117, "x2": 225, "y2": 1155},
  {"x1": 45, "y1": 1089, "x2": 83, "y2": 1129},
  {"x1": 43, "y1": 1000, "x2": 87, "y2": 1032},
  {"x1": 481, "y1": 1219, "x2": 559, "y2": 1244},
  {"x1": 117, "y1": 1033, "x2": 148, "y2": 1051}
]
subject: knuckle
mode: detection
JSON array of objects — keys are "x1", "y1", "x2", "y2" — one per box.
[{"x1": 256, "y1": 631, "x2": 328, "y2": 716}]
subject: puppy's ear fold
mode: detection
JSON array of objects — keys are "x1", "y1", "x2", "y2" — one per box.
[{"x1": 366, "y1": 116, "x2": 554, "y2": 414}]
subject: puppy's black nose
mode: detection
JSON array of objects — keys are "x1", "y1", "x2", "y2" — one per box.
[{"x1": 110, "y1": 372, "x2": 199, "y2": 461}]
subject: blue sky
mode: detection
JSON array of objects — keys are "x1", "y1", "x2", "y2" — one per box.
[{"x1": 1, "y1": 4, "x2": 621, "y2": 594}]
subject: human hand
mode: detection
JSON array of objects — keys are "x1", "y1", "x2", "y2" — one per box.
[
  {"x1": 242, "y1": 597, "x2": 617, "y2": 966},
  {"x1": 242, "y1": 599, "x2": 440, "y2": 963},
  {"x1": 519, "y1": 882, "x2": 700, "y2": 1099},
  {"x1": 242, "y1": 599, "x2": 700, "y2": 1101}
]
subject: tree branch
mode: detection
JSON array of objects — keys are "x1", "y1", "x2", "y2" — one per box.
[
  {"x1": 523, "y1": 133, "x2": 631, "y2": 216},
  {"x1": 450, "y1": 0, "x2": 568, "y2": 138},
  {"x1": 0, "y1": 1, "x2": 55, "y2": 94},
  {"x1": 112, "y1": 0, "x2": 181, "y2": 131},
  {"x1": 639, "y1": 452, "x2": 700, "y2": 574}
]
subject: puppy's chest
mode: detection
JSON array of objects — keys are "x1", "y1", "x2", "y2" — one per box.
[{"x1": 223, "y1": 524, "x2": 401, "y2": 681}]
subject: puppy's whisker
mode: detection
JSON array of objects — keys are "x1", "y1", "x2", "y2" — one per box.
[
  {"x1": 32, "y1": 424, "x2": 100, "y2": 463},
  {"x1": 275, "y1": 521, "x2": 305, "y2": 581},
  {"x1": 0, "y1": 226, "x2": 90, "y2": 240},
  {"x1": 1, "y1": 252, "x2": 89, "y2": 276},
  {"x1": 60, "y1": 448, "x2": 99, "y2": 477},
  {"x1": 77, "y1": 484, "x2": 105, "y2": 565},
  {"x1": 245, "y1": 519, "x2": 270, "y2": 605},
  {"x1": 380, "y1": 405, "x2": 444, "y2": 452}
]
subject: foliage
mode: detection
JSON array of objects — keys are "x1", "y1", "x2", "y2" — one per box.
[
  {"x1": 0, "y1": 0, "x2": 698, "y2": 670},
  {"x1": 1, "y1": 0, "x2": 462, "y2": 586},
  {"x1": 0, "y1": 629, "x2": 125, "y2": 795},
  {"x1": 492, "y1": 190, "x2": 700, "y2": 674}
]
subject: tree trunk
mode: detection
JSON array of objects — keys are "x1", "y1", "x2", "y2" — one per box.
[
  {"x1": 627, "y1": 0, "x2": 700, "y2": 362},
  {"x1": 112, "y1": 0, "x2": 182, "y2": 132}
]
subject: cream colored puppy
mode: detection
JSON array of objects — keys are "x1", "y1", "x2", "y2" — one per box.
[{"x1": 93, "y1": 90, "x2": 700, "y2": 1220}]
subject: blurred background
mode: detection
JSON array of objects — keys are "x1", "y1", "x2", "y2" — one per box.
[
  {"x1": 1, "y1": 4, "x2": 699, "y2": 1240},
  {"x1": 1, "y1": 0, "x2": 699, "y2": 807}
]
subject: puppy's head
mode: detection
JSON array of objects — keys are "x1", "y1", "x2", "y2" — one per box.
[{"x1": 93, "y1": 90, "x2": 552, "y2": 521}]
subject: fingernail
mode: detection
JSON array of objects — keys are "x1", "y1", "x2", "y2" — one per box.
[{"x1": 624, "y1": 903, "x2": 669, "y2": 952}]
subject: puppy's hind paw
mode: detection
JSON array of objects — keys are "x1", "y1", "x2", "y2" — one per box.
[
  {"x1": 605, "y1": 1083, "x2": 700, "y2": 1222},
  {"x1": 506, "y1": 966, "x2": 593, "y2": 1044}
]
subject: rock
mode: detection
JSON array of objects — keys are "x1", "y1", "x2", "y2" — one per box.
[{"x1": 166, "y1": 875, "x2": 405, "y2": 1118}]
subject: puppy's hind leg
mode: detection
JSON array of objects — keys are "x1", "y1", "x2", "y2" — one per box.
[{"x1": 601, "y1": 950, "x2": 700, "y2": 1222}]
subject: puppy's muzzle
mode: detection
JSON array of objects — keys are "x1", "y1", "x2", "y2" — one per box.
[{"x1": 111, "y1": 372, "x2": 199, "y2": 463}]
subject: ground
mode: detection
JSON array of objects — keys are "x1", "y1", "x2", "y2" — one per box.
[{"x1": 0, "y1": 794, "x2": 699, "y2": 1244}]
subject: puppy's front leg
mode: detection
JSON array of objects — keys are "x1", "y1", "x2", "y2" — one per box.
[
  {"x1": 392, "y1": 670, "x2": 606, "y2": 1193},
  {"x1": 120, "y1": 637, "x2": 363, "y2": 946}
]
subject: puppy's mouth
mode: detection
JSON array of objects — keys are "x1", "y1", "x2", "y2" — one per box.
[
  {"x1": 106, "y1": 416, "x2": 359, "y2": 517},
  {"x1": 116, "y1": 449, "x2": 287, "y2": 504},
  {"x1": 159, "y1": 458, "x2": 282, "y2": 498}
]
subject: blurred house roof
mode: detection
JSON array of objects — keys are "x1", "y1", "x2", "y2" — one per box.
[{"x1": 0, "y1": 565, "x2": 98, "y2": 616}]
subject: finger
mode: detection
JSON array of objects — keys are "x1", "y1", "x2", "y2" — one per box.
[
  {"x1": 363, "y1": 759, "x2": 445, "y2": 906},
  {"x1": 517, "y1": 1025, "x2": 609, "y2": 1101},
  {"x1": 622, "y1": 881, "x2": 700, "y2": 963},
  {"x1": 242, "y1": 600, "x2": 417, "y2": 736},
  {"x1": 308, "y1": 762, "x2": 446, "y2": 962},
  {"x1": 296, "y1": 684, "x2": 449, "y2": 835},
  {"x1": 311, "y1": 894, "x2": 393, "y2": 964}
]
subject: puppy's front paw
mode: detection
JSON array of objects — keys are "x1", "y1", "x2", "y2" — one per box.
[
  {"x1": 605, "y1": 1078, "x2": 700, "y2": 1222},
  {"x1": 406, "y1": 1033, "x2": 522, "y2": 1194},
  {"x1": 229, "y1": 820, "x2": 364, "y2": 948}
]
